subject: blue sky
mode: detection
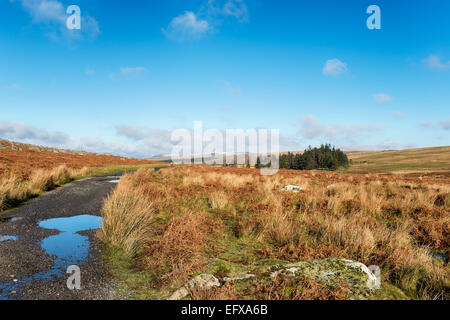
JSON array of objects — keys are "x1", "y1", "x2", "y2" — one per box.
[{"x1": 0, "y1": 0, "x2": 449, "y2": 157}]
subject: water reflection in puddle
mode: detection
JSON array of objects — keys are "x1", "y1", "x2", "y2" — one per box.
[
  {"x1": 39, "y1": 215, "x2": 103, "y2": 268},
  {"x1": 0, "y1": 235, "x2": 17, "y2": 242},
  {"x1": 0, "y1": 215, "x2": 103, "y2": 299},
  {"x1": 107, "y1": 179, "x2": 120, "y2": 183}
]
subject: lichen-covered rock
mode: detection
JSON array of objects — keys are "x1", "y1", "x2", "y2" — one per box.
[
  {"x1": 167, "y1": 274, "x2": 220, "y2": 300},
  {"x1": 223, "y1": 274, "x2": 256, "y2": 282},
  {"x1": 280, "y1": 185, "x2": 304, "y2": 193},
  {"x1": 203, "y1": 258, "x2": 249, "y2": 278},
  {"x1": 249, "y1": 259, "x2": 290, "y2": 273},
  {"x1": 167, "y1": 286, "x2": 190, "y2": 300},
  {"x1": 269, "y1": 258, "x2": 380, "y2": 297}
]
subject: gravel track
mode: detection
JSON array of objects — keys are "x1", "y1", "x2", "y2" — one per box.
[{"x1": 0, "y1": 175, "x2": 123, "y2": 300}]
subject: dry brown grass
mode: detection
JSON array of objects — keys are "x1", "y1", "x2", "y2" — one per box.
[
  {"x1": 0, "y1": 176, "x2": 30, "y2": 210},
  {"x1": 101, "y1": 165, "x2": 450, "y2": 300},
  {"x1": 29, "y1": 169, "x2": 55, "y2": 192},
  {"x1": 101, "y1": 173, "x2": 156, "y2": 258},
  {"x1": 209, "y1": 191, "x2": 230, "y2": 210},
  {"x1": 50, "y1": 164, "x2": 72, "y2": 185},
  {"x1": 1, "y1": 164, "x2": 91, "y2": 211}
]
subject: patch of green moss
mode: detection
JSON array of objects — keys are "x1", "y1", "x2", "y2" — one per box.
[
  {"x1": 248, "y1": 259, "x2": 290, "y2": 273},
  {"x1": 202, "y1": 258, "x2": 248, "y2": 278},
  {"x1": 370, "y1": 284, "x2": 410, "y2": 300},
  {"x1": 392, "y1": 267, "x2": 445, "y2": 299},
  {"x1": 102, "y1": 247, "x2": 170, "y2": 300}
]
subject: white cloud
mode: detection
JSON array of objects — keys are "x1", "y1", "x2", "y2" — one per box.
[
  {"x1": 14, "y1": 0, "x2": 100, "y2": 41},
  {"x1": 392, "y1": 111, "x2": 406, "y2": 119},
  {"x1": 420, "y1": 122, "x2": 435, "y2": 128},
  {"x1": 224, "y1": 81, "x2": 242, "y2": 96},
  {"x1": 163, "y1": 0, "x2": 249, "y2": 41},
  {"x1": 300, "y1": 115, "x2": 340, "y2": 138},
  {"x1": 115, "y1": 125, "x2": 185, "y2": 157},
  {"x1": 223, "y1": 0, "x2": 248, "y2": 22},
  {"x1": 5, "y1": 83, "x2": 23, "y2": 90},
  {"x1": 120, "y1": 67, "x2": 148, "y2": 78},
  {"x1": 0, "y1": 120, "x2": 175, "y2": 158},
  {"x1": 116, "y1": 125, "x2": 156, "y2": 141},
  {"x1": 162, "y1": 11, "x2": 210, "y2": 41},
  {"x1": 299, "y1": 115, "x2": 383, "y2": 140},
  {"x1": 322, "y1": 59, "x2": 348, "y2": 76},
  {"x1": 373, "y1": 93, "x2": 392, "y2": 103},
  {"x1": 110, "y1": 67, "x2": 148, "y2": 80},
  {"x1": 0, "y1": 121, "x2": 69, "y2": 144},
  {"x1": 21, "y1": 0, "x2": 65, "y2": 23},
  {"x1": 422, "y1": 55, "x2": 450, "y2": 71},
  {"x1": 441, "y1": 119, "x2": 450, "y2": 130},
  {"x1": 85, "y1": 67, "x2": 96, "y2": 76}
]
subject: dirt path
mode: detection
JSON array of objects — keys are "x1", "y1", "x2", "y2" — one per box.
[{"x1": 0, "y1": 175, "x2": 123, "y2": 300}]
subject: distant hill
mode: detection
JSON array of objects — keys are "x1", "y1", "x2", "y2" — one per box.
[
  {"x1": 343, "y1": 146, "x2": 450, "y2": 176},
  {"x1": 0, "y1": 139, "x2": 163, "y2": 178},
  {"x1": 0, "y1": 139, "x2": 90, "y2": 155}
]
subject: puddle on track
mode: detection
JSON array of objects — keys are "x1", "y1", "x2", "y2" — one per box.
[
  {"x1": 107, "y1": 179, "x2": 120, "y2": 183},
  {"x1": 0, "y1": 235, "x2": 17, "y2": 242},
  {"x1": 0, "y1": 215, "x2": 103, "y2": 300}
]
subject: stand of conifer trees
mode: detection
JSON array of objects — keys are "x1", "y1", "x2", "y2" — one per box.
[{"x1": 273, "y1": 144, "x2": 349, "y2": 171}]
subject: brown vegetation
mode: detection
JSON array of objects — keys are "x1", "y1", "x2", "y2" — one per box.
[
  {"x1": 0, "y1": 139, "x2": 161, "y2": 179},
  {"x1": 101, "y1": 165, "x2": 449, "y2": 300},
  {"x1": 0, "y1": 165, "x2": 92, "y2": 211}
]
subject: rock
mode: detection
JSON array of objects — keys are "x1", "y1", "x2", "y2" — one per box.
[
  {"x1": 249, "y1": 259, "x2": 290, "y2": 273},
  {"x1": 168, "y1": 274, "x2": 220, "y2": 300},
  {"x1": 280, "y1": 185, "x2": 303, "y2": 193},
  {"x1": 269, "y1": 258, "x2": 380, "y2": 297},
  {"x1": 223, "y1": 274, "x2": 256, "y2": 283},
  {"x1": 167, "y1": 286, "x2": 190, "y2": 300}
]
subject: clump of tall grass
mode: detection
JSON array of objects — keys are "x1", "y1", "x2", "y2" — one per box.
[
  {"x1": 209, "y1": 191, "x2": 229, "y2": 210},
  {"x1": 50, "y1": 164, "x2": 72, "y2": 185},
  {"x1": 29, "y1": 165, "x2": 72, "y2": 193},
  {"x1": 0, "y1": 176, "x2": 30, "y2": 210},
  {"x1": 101, "y1": 174, "x2": 156, "y2": 258},
  {"x1": 29, "y1": 169, "x2": 55, "y2": 193},
  {"x1": 69, "y1": 166, "x2": 92, "y2": 179}
]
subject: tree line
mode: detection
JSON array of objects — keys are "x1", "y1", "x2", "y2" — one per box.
[{"x1": 256, "y1": 144, "x2": 349, "y2": 171}]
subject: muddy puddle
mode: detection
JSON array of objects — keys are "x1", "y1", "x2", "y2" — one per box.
[{"x1": 0, "y1": 215, "x2": 103, "y2": 299}]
